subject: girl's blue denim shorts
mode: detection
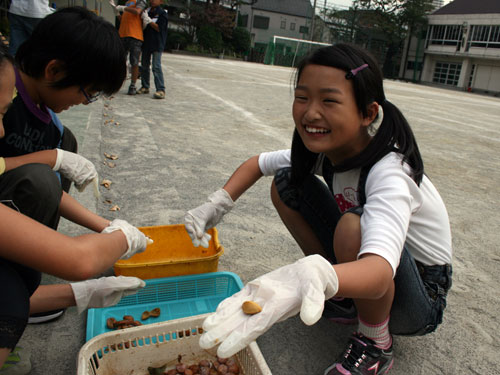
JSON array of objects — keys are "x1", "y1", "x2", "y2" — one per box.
[{"x1": 274, "y1": 167, "x2": 452, "y2": 336}]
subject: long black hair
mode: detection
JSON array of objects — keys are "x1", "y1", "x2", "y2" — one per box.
[
  {"x1": 15, "y1": 6, "x2": 126, "y2": 95},
  {"x1": 290, "y1": 43, "x2": 423, "y2": 189}
]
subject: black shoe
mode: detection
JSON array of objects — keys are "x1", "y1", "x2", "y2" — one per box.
[
  {"x1": 127, "y1": 85, "x2": 137, "y2": 95},
  {"x1": 324, "y1": 332, "x2": 394, "y2": 375},
  {"x1": 323, "y1": 297, "x2": 358, "y2": 325},
  {"x1": 28, "y1": 308, "x2": 65, "y2": 324}
]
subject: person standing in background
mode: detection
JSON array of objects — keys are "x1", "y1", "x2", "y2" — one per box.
[
  {"x1": 109, "y1": 0, "x2": 147, "y2": 95},
  {"x1": 8, "y1": 0, "x2": 54, "y2": 56},
  {"x1": 138, "y1": 0, "x2": 168, "y2": 99}
]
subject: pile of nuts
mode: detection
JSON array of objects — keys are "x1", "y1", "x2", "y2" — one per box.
[
  {"x1": 106, "y1": 307, "x2": 162, "y2": 330},
  {"x1": 107, "y1": 315, "x2": 142, "y2": 330},
  {"x1": 149, "y1": 356, "x2": 240, "y2": 375}
]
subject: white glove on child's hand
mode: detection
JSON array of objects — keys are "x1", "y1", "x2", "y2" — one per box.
[
  {"x1": 199, "y1": 254, "x2": 339, "y2": 358},
  {"x1": 109, "y1": 0, "x2": 125, "y2": 14},
  {"x1": 141, "y1": 10, "x2": 152, "y2": 29},
  {"x1": 53, "y1": 149, "x2": 98, "y2": 192},
  {"x1": 101, "y1": 219, "x2": 148, "y2": 259},
  {"x1": 184, "y1": 189, "x2": 234, "y2": 248},
  {"x1": 71, "y1": 276, "x2": 145, "y2": 314}
]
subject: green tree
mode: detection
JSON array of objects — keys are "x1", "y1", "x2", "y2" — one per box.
[
  {"x1": 231, "y1": 27, "x2": 251, "y2": 54},
  {"x1": 190, "y1": 3, "x2": 235, "y2": 39},
  {"x1": 340, "y1": 0, "x2": 434, "y2": 77},
  {"x1": 197, "y1": 24, "x2": 223, "y2": 53}
]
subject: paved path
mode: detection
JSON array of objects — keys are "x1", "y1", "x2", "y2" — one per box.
[{"x1": 20, "y1": 53, "x2": 500, "y2": 374}]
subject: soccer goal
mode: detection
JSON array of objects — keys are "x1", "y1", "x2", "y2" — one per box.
[{"x1": 264, "y1": 36, "x2": 331, "y2": 67}]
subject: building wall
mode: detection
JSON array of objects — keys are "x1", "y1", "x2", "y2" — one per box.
[
  {"x1": 53, "y1": 0, "x2": 116, "y2": 24},
  {"x1": 239, "y1": 4, "x2": 310, "y2": 47},
  {"x1": 419, "y1": 12, "x2": 500, "y2": 94}
]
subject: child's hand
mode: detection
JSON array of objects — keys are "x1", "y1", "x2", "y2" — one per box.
[
  {"x1": 199, "y1": 255, "x2": 339, "y2": 358},
  {"x1": 109, "y1": 0, "x2": 125, "y2": 14},
  {"x1": 101, "y1": 219, "x2": 150, "y2": 259},
  {"x1": 53, "y1": 149, "x2": 98, "y2": 192},
  {"x1": 141, "y1": 10, "x2": 152, "y2": 29},
  {"x1": 184, "y1": 189, "x2": 234, "y2": 248},
  {"x1": 70, "y1": 276, "x2": 146, "y2": 314}
]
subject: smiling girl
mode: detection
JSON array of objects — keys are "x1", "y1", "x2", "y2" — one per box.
[{"x1": 184, "y1": 44, "x2": 452, "y2": 375}]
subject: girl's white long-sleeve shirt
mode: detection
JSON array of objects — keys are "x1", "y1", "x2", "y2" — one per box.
[{"x1": 258, "y1": 150, "x2": 452, "y2": 276}]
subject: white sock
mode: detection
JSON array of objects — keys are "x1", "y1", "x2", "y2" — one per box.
[{"x1": 358, "y1": 316, "x2": 392, "y2": 350}]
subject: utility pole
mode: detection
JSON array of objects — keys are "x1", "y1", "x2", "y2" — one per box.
[{"x1": 310, "y1": 0, "x2": 317, "y2": 41}]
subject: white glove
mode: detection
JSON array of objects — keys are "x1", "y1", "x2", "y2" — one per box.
[
  {"x1": 141, "y1": 10, "x2": 152, "y2": 29},
  {"x1": 199, "y1": 254, "x2": 339, "y2": 358},
  {"x1": 184, "y1": 189, "x2": 234, "y2": 248},
  {"x1": 71, "y1": 276, "x2": 145, "y2": 314},
  {"x1": 53, "y1": 149, "x2": 98, "y2": 192},
  {"x1": 109, "y1": 0, "x2": 125, "y2": 14},
  {"x1": 101, "y1": 219, "x2": 148, "y2": 259}
]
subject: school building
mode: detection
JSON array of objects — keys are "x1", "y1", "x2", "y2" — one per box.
[
  {"x1": 400, "y1": 0, "x2": 500, "y2": 95},
  {"x1": 238, "y1": 0, "x2": 313, "y2": 50}
]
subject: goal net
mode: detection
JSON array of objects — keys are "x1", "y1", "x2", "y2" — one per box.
[{"x1": 264, "y1": 36, "x2": 331, "y2": 67}]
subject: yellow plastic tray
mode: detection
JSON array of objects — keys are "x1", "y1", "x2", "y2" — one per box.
[{"x1": 114, "y1": 225, "x2": 224, "y2": 279}]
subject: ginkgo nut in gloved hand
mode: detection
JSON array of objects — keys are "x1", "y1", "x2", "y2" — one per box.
[
  {"x1": 242, "y1": 301, "x2": 262, "y2": 315},
  {"x1": 199, "y1": 254, "x2": 339, "y2": 358}
]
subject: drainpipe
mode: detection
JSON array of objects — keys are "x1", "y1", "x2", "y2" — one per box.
[{"x1": 310, "y1": 0, "x2": 317, "y2": 41}]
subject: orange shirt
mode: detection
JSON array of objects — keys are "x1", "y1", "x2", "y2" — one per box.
[{"x1": 118, "y1": 0, "x2": 144, "y2": 41}]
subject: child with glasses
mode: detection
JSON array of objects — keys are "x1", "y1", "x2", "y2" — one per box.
[
  {"x1": 0, "y1": 5, "x2": 132, "y2": 333},
  {"x1": 0, "y1": 6, "x2": 126, "y2": 194},
  {"x1": 0, "y1": 37, "x2": 150, "y2": 372}
]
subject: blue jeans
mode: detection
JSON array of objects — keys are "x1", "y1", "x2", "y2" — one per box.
[
  {"x1": 141, "y1": 50, "x2": 165, "y2": 92},
  {"x1": 273, "y1": 167, "x2": 452, "y2": 336},
  {"x1": 8, "y1": 12, "x2": 42, "y2": 56}
]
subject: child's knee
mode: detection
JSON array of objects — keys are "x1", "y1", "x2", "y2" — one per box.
[
  {"x1": 15, "y1": 164, "x2": 62, "y2": 206},
  {"x1": 334, "y1": 211, "x2": 362, "y2": 262}
]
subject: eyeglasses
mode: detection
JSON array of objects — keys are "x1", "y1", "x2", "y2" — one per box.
[{"x1": 80, "y1": 86, "x2": 101, "y2": 103}]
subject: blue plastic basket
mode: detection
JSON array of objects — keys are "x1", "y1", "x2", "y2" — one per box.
[{"x1": 86, "y1": 271, "x2": 243, "y2": 341}]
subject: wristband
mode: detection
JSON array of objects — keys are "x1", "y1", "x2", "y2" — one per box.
[
  {"x1": 116, "y1": 5, "x2": 125, "y2": 11},
  {"x1": 0, "y1": 157, "x2": 5, "y2": 175},
  {"x1": 52, "y1": 149, "x2": 63, "y2": 171}
]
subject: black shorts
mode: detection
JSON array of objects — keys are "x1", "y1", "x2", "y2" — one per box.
[{"x1": 121, "y1": 37, "x2": 142, "y2": 67}]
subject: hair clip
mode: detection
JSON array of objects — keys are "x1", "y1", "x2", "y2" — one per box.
[{"x1": 345, "y1": 63, "x2": 369, "y2": 79}]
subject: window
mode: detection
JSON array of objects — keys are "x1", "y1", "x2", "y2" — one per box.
[
  {"x1": 433, "y1": 62, "x2": 462, "y2": 86},
  {"x1": 290, "y1": 22, "x2": 296, "y2": 31},
  {"x1": 253, "y1": 15, "x2": 270, "y2": 30},
  {"x1": 299, "y1": 25, "x2": 309, "y2": 34},
  {"x1": 238, "y1": 14, "x2": 248, "y2": 27},
  {"x1": 427, "y1": 24, "x2": 462, "y2": 46},
  {"x1": 281, "y1": 20, "x2": 286, "y2": 29},
  {"x1": 406, "y1": 61, "x2": 422, "y2": 71},
  {"x1": 468, "y1": 25, "x2": 500, "y2": 48}
]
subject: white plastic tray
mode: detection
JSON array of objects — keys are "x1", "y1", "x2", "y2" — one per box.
[{"x1": 78, "y1": 313, "x2": 272, "y2": 375}]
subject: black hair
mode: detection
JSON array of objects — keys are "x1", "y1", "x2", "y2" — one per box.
[
  {"x1": 291, "y1": 43, "x2": 424, "y2": 188},
  {"x1": 15, "y1": 6, "x2": 126, "y2": 95}
]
